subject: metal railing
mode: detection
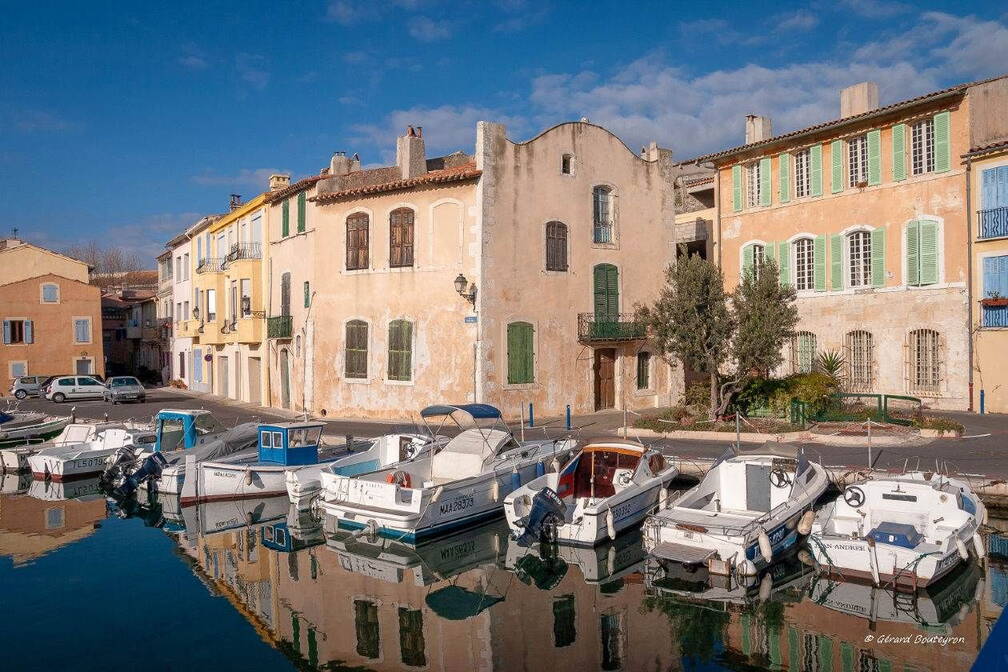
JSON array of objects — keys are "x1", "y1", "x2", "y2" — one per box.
[
  {"x1": 196, "y1": 257, "x2": 225, "y2": 274},
  {"x1": 222, "y1": 242, "x2": 262, "y2": 268},
  {"x1": 979, "y1": 207, "x2": 1008, "y2": 240},
  {"x1": 267, "y1": 315, "x2": 293, "y2": 338},
  {"x1": 577, "y1": 312, "x2": 646, "y2": 341},
  {"x1": 982, "y1": 303, "x2": 1008, "y2": 328},
  {"x1": 593, "y1": 221, "x2": 613, "y2": 244}
]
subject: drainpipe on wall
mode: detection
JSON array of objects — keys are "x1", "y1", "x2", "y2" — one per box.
[
  {"x1": 265, "y1": 255, "x2": 273, "y2": 408},
  {"x1": 965, "y1": 157, "x2": 974, "y2": 412}
]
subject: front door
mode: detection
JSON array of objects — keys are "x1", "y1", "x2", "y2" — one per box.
[
  {"x1": 594, "y1": 348, "x2": 616, "y2": 411},
  {"x1": 247, "y1": 357, "x2": 261, "y2": 405},
  {"x1": 75, "y1": 358, "x2": 91, "y2": 375},
  {"x1": 219, "y1": 356, "x2": 229, "y2": 397},
  {"x1": 280, "y1": 350, "x2": 291, "y2": 410}
]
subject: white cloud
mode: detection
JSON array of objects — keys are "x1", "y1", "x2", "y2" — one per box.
[
  {"x1": 409, "y1": 16, "x2": 453, "y2": 42},
  {"x1": 836, "y1": 0, "x2": 911, "y2": 19},
  {"x1": 774, "y1": 9, "x2": 819, "y2": 32},
  {"x1": 236, "y1": 53, "x2": 270, "y2": 90},
  {"x1": 191, "y1": 168, "x2": 285, "y2": 188},
  {"x1": 29, "y1": 212, "x2": 206, "y2": 264},
  {"x1": 14, "y1": 110, "x2": 77, "y2": 133},
  {"x1": 178, "y1": 44, "x2": 208, "y2": 70}
]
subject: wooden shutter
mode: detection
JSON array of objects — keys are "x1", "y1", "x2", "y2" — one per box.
[
  {"x1": 297, "y1": 192, "x2": 306, "y2": 232},
  {"x1": 507, "y1": 322, "x2": 534, "y2": 384},
  {"x1": 814, "y1": 235, "x2": 826, "y2": 291},
  {"x1": 778, "y1": 242, "x2": 790, "y2": 285},
  {"x1": 810, "y1": 144, "x2": 823, "y2": 197},
  {"x1": 346, "y1": 213, "x2": 369, "y2": 270},
  {"x1": 892, "y1": 124, "x2": 906, "y2": 181},
  {"x1": 732, "y1": 165, "x2": 742, "y2": 212},
  {"x1": 830, "y1": 140, "x2": 843, "y2": 193},
  {"x1": 906, "y1": 220, "x2": 920, "y2": 285},
  {"x1": 759, "y1": 157, "x2": 771, "y2": 206},
  {"x1": 830, "y1": 234, "x2": 843, "y2": 290},
  {"x1": 871, "y1": 228, "x2": 886, "y2": 288},
  {"x1": 934, "y1": 111, "x2": 950, "y2": 173},
  {"x1": 867, "y1": 129, "x2": 881, "y2": 185},
  {"x1": 778, "y1": 153, "x2": 790, "y2": 203},
  {"x1": 387, "y1": 320, "x2": 412, "y2": 381},
  {"x1": 765, "y1": 242, "x2": 776, "y2": 266},
  {"x1": 303, "y1": 281, "x2": 310, "y2": 308},
  {"x1": 545, "y1": 222, "x2": 568, "y2": 271},
  {"x1": 3, "y1": 320, "x2": 10, "y2": 345},
  {"x1": 345, "y1": 321, "x2": 368, "y2": 378},
  {"x1": 593, "y1": 264, "x2": 618, "y2": 321},
  {"x1": 390, "y1": 208, "x2": 415, "y2": 268},
  {"x1": 282, "y1": 199, "x2": 290, "y2": 237},
  {"x1": 24, "y1": 320, "x2": 33, "y2": 344},
  {"x1": 920, "y1": 219, "x2": 939, "y2": 285},
  {"x1": 742, "y1": 243, "x2": 753, "y2": 278},
  {"x1": 280, "y1": 273, "x2": 291, "y2": 316}
]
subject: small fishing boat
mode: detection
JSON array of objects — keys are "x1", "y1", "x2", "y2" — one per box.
[
  {"x1": 27, "y1": 427, "x2": 156, "y2": 482},
  {"x1": 807, "y1": 471, "x2": 986, "y2": 588},
  {"x1": 0, "y1": 408, "x2": 70, "y2": 446},
  {"x1": 285, "y1": 432, "x2": 447, "y2": 510},
  {"x1": 319, "y1": 404, "x2": 575, "y2": 543},
  {"x1": 2, "y1": 421, "x2": 135, "y2": 472},
  {"x1": 503, "y1": 440, "x2": 678, "y2": 546},
  {"x1": 643, "y1": 443, "x2": 829, "y2": 577}
]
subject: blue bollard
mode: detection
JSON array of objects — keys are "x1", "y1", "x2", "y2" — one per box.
[
  {"x1": 528, "y1": 403, "x2": 534, "y2": 427},
  {"x1": 981, "y1": 389, "x2": 986, "y2": 415},
  {"x1": 565, "y1": 405, "x2": 571, "y2": 431},
  {"x1": 535, "y1": 461, "x2": 545, "y2": 477},
  {"x1": 511, "y1": 468, "x2": 521, "y2": 491}
]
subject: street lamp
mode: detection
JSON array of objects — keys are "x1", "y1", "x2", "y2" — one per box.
[{"x1": 454, "y1": 273, "x2": 476, "y2": 306}]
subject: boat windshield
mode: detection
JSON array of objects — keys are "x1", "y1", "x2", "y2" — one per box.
[
  {"x1": 566, "y1": 449, "x2": 641, "y2": 499},
  {"x1": 159, "y1": 418, "x2": 186, "y2": 451},
  {"x1": 289, "y1": 427, "x2": 322, "y2": 447},
  {"x1": 194, "y1": 414, "x2": 223, "y2": 436}
]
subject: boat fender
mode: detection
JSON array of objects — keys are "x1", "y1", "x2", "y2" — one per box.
[
  {"x1": 491, "y1": 478, "x2": 500, "y2": 502},
  {"x1": 430, "y1": 486, "x2": 444, "y2": 503},
  {"x1": 739, "y1": 559, "x2": 758, "y2": 576},
  {"x1": 974, "y1": 532, "x2": 986, "y2": 559},
  {"x1": 981, "y1": 505, "x2": 989, "y2": 526},
  {"x1": 385, "y1": 471, "x2": 412, "y2": 488},
  {"x1": 606, "y1": 508, "x2": 616, "y2": 541},
  {"x1": 535, "y1": 461, "x2": 545, "y2": 478},
  {"x1": 758, "y1": 528, "x2": 773, "y2": 564},
  {"x1": 511, "y1": 467, "x2": 521, "y2": 492},
  {"x1": 550, "y1": 456, "x2": 561, "y2": 473},
  {"x1": 957, "y1": 538, "x2": 969, "y2": 561},
  {"x1": 659, "y1": 487, "x2": 668, "y2": 510},
  {"x1": 797, "y1": 549, "x2": 815, "y2": 567},
  {"x1": 245, "y1": 468, "x2": 253, "y2": 486},
  {"x1": 758, "y1": 573, "x2": 772, "y2": 602},
  {"x1": 797, "y1": 510, "x2": 816, "y2": 536}
]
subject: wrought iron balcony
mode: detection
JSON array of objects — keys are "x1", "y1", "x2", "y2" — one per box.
[
  {"x1": 267, "y1": 315, "x2": 293, "y2": 339},
  {"x1": 222, "y1": 242, "x2": 262, "y2": 268},
  {"x1": 577, "y1": 312, "x2": 646, "y2": 342},
  {"x1": 979, "y1": 207, "x2": 1008, "y2": 240},
  {"x1": 196, "y1": 257, "x2": 224, "y2": 274}
]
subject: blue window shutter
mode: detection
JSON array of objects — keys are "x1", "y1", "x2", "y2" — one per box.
[
  {"x1": 24, "y1": 320, "x2": 33, "y2": 344},
  {"x1": 982, "y1": 168, "x2": 997, "y2": 210},
  {"x1": 983, "y1": 256, "x2": 996, "y2": 298},
  {"x1": 999, "y1": 166, "x2": 1008, "y2": 208},
  {"x1": 2, "y1": 320, "x2": 9, "y2": 344}
]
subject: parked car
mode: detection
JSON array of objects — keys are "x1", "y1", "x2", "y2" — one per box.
[
  {"x1": 38, "y1": 375, "x2": 67, "y2": 397},
  {"x1": 46, "y1": 376, "x2": 107, "y2": 402},
  {"x1": 9, "y1": 376, "x2": 46, "y2": 399},
  {"x1": 103, "y1": 376, "x2": 146, "y2": 404}
]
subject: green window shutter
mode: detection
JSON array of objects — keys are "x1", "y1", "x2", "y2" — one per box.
[
  {"x1": 810, "y1": 144, "x2": 823, "y2": 197},
  {"x1": 841, "y1": 643, "x2": 854, "y2": 672},
  {"x1": 732, "y1": 165, "x2": 742, "y2": 212},
  {"x1": 778, "y1": 241, "x2": 790, "y2": 285},
  {"x1": 742, "y1": 243, "x2": 753, "y2": 278},
  {"x1": 297, "y1": 192, "x2": 306, "y2": 232},
  {"x1": 830, "y1": 140, "x2": 844, "y2": 193},
  {"x1": 871, "y1": 228, "x2": 886, "y2": 287},
  {"x1": 387, "y1": 320, "x2": 413, "y2": 381},
  {"x1": 765, "y1": 242, "x2": 776, "y2": 265},
  {"x1": 906, "y1": 220, "x2": 920, "y2": 285},
  {"x1": 303, "y1": 281, "x2": 310, "y2": 308},
  {"x1": 818, "y1": 635, "x2": 833, "y2": 672},
  {"x1": 507, "y1": 322, "x2": 534, "y2": 384},
  {"x1": 281, "y1": 199, "x2": 290, "y2": 237},
  {"x1": 920, "y1": 220, "x2": 939, "y2": 285},
  {"x1": 814, "y1": 234, "x2": 826, "y2": 291},
  {"x1": 934, "y1": 111, "x2": 951, "y2": 172},
  {"x1": 759, "y1": 157, "x2": 771, "y2": 206},
  {"x1": 778, "y1": 153, "x2": 790, "y2": 203},
  {"x1": 830, "y1": 234, "x2": 843, "y2": 290},
  {"x1": 867, "y1": 129, "x2": 881, "y2": 185},
  {"x1": 892, "y1": 124, "x2": 906, "y2": 181}
]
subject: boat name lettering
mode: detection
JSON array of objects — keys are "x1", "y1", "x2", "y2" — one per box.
[
  {"x1": 823, "y1": 542, "x2": 864, "y2": 552},
  {"x1": 213, "y1": 471, "x2": 238, "y2": 479},
  {"x1": 440, "y1": 540, "x2": 476, "y2": 562},
  {"x1": 73, "y1": 457, "x2": 107, "y2": 469},
  {"x1": 823, "y1": 599, "x2": 868, "y2": 616},
  {"x1": 611, "y1": 501, "x2": 635, "y2": 521},
  {"x1": 439, "y1": 494, "x2": 474, "y2": 515},
  {"x1": 936, "y1": 552, "x2": 959, "y2": 571}
]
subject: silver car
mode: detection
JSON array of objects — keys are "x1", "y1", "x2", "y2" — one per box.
[
  {"x1": 9, "y1": 376, "x2": 44, "y2": 400},
  {"x1": 104, "y1": 376, "x2": 146, "y2": 404}
]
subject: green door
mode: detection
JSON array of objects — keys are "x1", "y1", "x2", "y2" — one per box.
[{"x1": 593, "y1": 264, "x2": 619, "y2": 338}]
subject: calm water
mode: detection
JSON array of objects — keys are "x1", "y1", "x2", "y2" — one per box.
[{"x1": 1, "y1": 472, "x2": 1003, "y2": 672}]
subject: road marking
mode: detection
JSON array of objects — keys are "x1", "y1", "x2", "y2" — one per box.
[{"x1": 962, "y1": 434, "x2": 993, "y2": 439}]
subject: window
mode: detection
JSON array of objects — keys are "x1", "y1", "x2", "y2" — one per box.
[
  {"x1": 175, "y1": 256, "x2": 182, "y2": 279},
  {"x1": 908, "y1": 328, "x2": 941, "y2": 394},
  {"x1": 389, "y1": 208, "x2": 415, "y2": 268},
  {"x1": 742, "y1": 243, "x2": 765, "y2": 279},
  {"x1": 746, "y1": 162, "x2": 761, "y2": 207},
  {"x1": 593, "y1": 186, "x2": 613, "y2": 243},
  {"x1": 281, "y1": 198, "x2": 290, "y2": 237},
  {"x1": 280, "y1": 272, "x2": 291, "y2": 316},
  {"x1": 848, "y1": 230, "x2": 871, "y2": 288},
  {"x1": 398, "y1": 607, "x2": 426, "y2": 667},
  {"x1": 561, "y1": 154, "x2": 573, "y2": 175},
  {"x1": 303, "y1": 281, "x2": 310, "y2": 309},
  {"x1": 794, "y1": 148, "x2": 811, "y2": 198},
  {"x1": 636, "y1": 351, "x2": 651, "y2": 390},
  {"x1": 980, "y1": 166, "x2": 1008, "y2": 239},
  {"x1": 178, "y1": 351, "x2": 185, "y2": 378},
  {"x1": 297, "y1": 191, "x2": 306, "y2": 233},
  {"x1": 346, "y1": 212, "x2": 369, "y2": 270},
  {"x1": 240, "y1": 279, "x2": 251, "y2": 316},
  {"x1": 345, "y1": 320, "x2": 368, "y2": 379},
  {"x1": 911, "y1": 118, "x2": 935, "y2": 175},
  {"x1": 354, "y1": 600, "x2": 380, "y2": 659},
  {"x1": 906, "y1": 219, "x2": 939, "y2": 286},
  {"x1": 600, "y1": 611, "x2": 625, "y2": 671},
  {"x1": 193, "y1": 348, "x2": 203, "y2": 382},
  {"x1": 545, "y1": 221, "x2": 568, "y2": 271},
  {"x1": 507, "y1": 321, "x2": 534, "y2": 384},
  {"x1": 206, "y1": 289, "x2": 217, "y2": 321},
  {"x1": 553, "y1": 596, "x2": 576, "y2": 648},
  {"x1": 183, "y1": 253, "x2": 190, "y2": 280},
  {"x1": 792, "y1": 331, "x2": 817, "y2": 374},
  {"x1": 845, "y1": 331, "x2": 874, "y2": 392},
  {"x1": 41, "y1": 283, "x2": 59, "y2": 303},
  {"x1": 9, "y1": 361, "x2": 27, "y2": 378},
  {"x1": 793, "y1": 238, "x2": 814, "y2": 291},
  {"x1": 387, "y1": 320, "x2": 413, "y2": 382},
  {"x1": 45, "y1": 507, "x2": 64, "y2": 530},
  {"x1": 2, "y1": 319, "x2": 31, "y2": 344},
  {"x1": 848, "y1": 134, "x2": 868, "y2": 186},
  {"x1": 982, "y1": 255, "x2": 1008, "y2": 327},
  {"x1": 72, "y1": 318, "x2": 90, "y2": 344}
]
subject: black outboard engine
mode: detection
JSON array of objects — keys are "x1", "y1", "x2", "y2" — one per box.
[
  {"x1": 100, "y1": 445, "x2": 140, "y2": 492},
  {"x1": 113, "y1": 451, "x2": 168, "y2": 499},
  {"x1": 515, "y1": 487, "x2": 565, "y2": 547}
]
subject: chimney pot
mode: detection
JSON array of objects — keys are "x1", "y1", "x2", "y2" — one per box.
[
  {"x1": 745, "y1": 115, "x2": 773, "y2": 144},
  {"x1": 397, "y1": 126, "x2": 427, "y2": 179},
  {"x1": 330, "y1": 151, "x2": 354, "y2": 177},
  {"x1": 229, "y1": 194, "x2": 242, "y2": 211},
  {"x1": 269, "y1": 174, "x2": 291, "y2": 191},
  {"x1": 840, "y1": 82, "x2": 879, "y2": 118}
]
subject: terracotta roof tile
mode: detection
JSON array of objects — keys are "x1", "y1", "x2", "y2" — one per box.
[
  {"x1": 313, "y1": 162, "x2": 481, "y2": 202},
  {"x1": 265, "y1": 174, "x2": 327, "y2": 203},
  {"x1": 964, "y1": 139, "x2": 1008, "y2": 157}
]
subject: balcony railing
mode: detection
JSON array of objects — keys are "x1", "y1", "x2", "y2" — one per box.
[
  {"x1": 267, "y1": 315, "x2": 293, "y2": 339},
  {"x1": 577, "y1": 312, "x2": 646, "y2": 342},
  {"x1": 979, "y1": 207, "x2": 1008, "y2": 240},
  {"x1": 196, "y1": 257, "x2": 225, "y2": 274},
  {"x1": 222, "y1": 242, "x2": 262, "y2": 268},
  {"x1": 982, "y1": 304, "x2": 1008, "y2": 328},
  {"x1": 593, "y1": 221, "x2": 614, "y2": 244}
]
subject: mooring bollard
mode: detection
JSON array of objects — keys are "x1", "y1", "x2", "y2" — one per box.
[
  {"x1": 528, "y1": 403, "x2": 534, "y2": 428},
  {"x1": 565, "y1": 404, "x2": 572, "y2": 431},
  {"x1": 980, "y1": 389, "x2": 986, "y2": 415}
]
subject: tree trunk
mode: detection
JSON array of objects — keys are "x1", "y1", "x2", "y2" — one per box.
[{"x1": 709, "y1": 370, "x2": 718, "y2": 422}]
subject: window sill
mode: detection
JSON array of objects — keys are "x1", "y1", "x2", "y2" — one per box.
[
  {"x1": 344, "y1": 377, "x2": 371, "y2": 385},
  {"x1": 384, "y1": 378, "x2": 415, "y2": 387},
  {"x1": 542, "y1": 269, "x2": 570, "y2": 276},
  {"x1": 503, "y1": 382, "x2": 536, "y2": 391},
  {"x1": 590, "y1": 242, "x2": 619, "y2": 250},
  {"x1": 633, "y1": 388, "x2": 656, "y2": 397}
]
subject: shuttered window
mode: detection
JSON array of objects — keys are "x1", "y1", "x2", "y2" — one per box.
[
  {"x1": 793, "y1": 239, "x2": 814, "y2": 291},
  {"x1": 845, "y1": 330, "x2": 874, "y2": 392},
  {"x1": 303, "y1": 281, "x2": 310, "y2": 308},
  {"x1": 41, "y1": 283, "x2": 59, "y2": 303},
  {"x1": 389, "y1": 208, "x2": 415, "y2": 268},
  {"x1": 552, "y1": 596, "x2": 576, "y2": 648},
  {"x1": 354, "y1": 600, "x2": 380, "y2": 659},
  {"x1": 593, "y1": 264, "x2": 619, "y2": 321},
  {"x1": 792, "y1": 331, "x2": 817, "y2": 374},
  {"x1": 546, "y1": 221, "x2": 568, "y2": 271},
  {"x1": 280, "y1": 273, "x2": 291, "y2": 316},
  {"x1": 847, "y1": 135, "x2": 868, "y2": 186},
  {"x1": 346, "y1": 213, "x2": 370, "y2": 270},
  {"x1": 848, "y1": 231, "x2": 871, "y2": 288},
  {"x1": 281, "y1": 199, "x2": 290, "y2": 237},
  {"x1": 742, "y1": 243, "x2": 764, "y2": 279},
  {"x1": 746, "y1": 162, "x2": 761, "y2": 207},
  {"x1": 345, "y1": 320, "x2": 368, "y2": 379},
  {"x1": 906, "y1": 219, "x2": 939, "y2": 286},
  {"x1": 507, "y1": 321, "x2": 534, "y2": 384},
  {"x1": 387, "y1": 320, "x2": 413, "y2": 381},
  {"x1": 911, "y1": 118, "x2": 935, "y2": 175},
  {"x1": 2, "y1": 319, "x2": 31, "y2": 344},
  {"x1": 636, "y1": 351, "x2": 651, "y2": 390},
  {"x1": 297, "y1": 192, "x2": 306, "y2": 233},
  {"x1": 398, "y1": 607, "x2": 426, "y2": 668},
  {"x1": 73, "y1": 318, "x2": 90, "y2": 343},
  {"x1": 593, "y1": 187, "x2": 613, "y2": 243},
  {"x1": 794, "y1": 149, "x2": 811, "y2": 198},
  {"x1": 982, "y1": 255, "x2": 1008, "y2": 327},
  {"x1": 908, "y1": 329, "x2": 941, "y2": 394}
]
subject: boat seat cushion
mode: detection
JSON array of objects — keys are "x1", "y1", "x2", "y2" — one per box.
[
  {"x1": 867, "y1": 521, "x2": 923, "y2": 549},
  {"x1": 429, "y1": 429, "x2": 511, "y2": 481}
]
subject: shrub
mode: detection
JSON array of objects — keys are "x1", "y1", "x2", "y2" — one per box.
[
  {"x1": 735, "y1": 377, "x2": 791, "y2": 417},
  {"x1": 913, "y1": 415, "x2": 965, "y2": 435},
  {"x1": 680, "y1": 383, "x2": 711, "y2": 418}
]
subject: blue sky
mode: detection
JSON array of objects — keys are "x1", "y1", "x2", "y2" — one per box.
[{"x1": 2, "y1": 1, "x2": 1006, "y2": 262}]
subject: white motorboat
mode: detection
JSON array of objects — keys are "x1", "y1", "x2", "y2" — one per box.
[
  {"x1": 0, "y1": 470, "x2": 30, "y2": 495},
  {"x1": 807, "y1": 471, "x2": 986, "y2": 588},
  {"x1": 503, "y1": 440, "x2": 678, "y2": 546},
  {"x1": 1, "y1": 421, "x2": 123, "y2": 472},
  {"x1": 27, "y1": 427, "x2": 156, "y2": 482},
  {"x1": 0, "y1": 409, "x2": 69, "y2": 445},
  {"x1": 28, "y1": 476, "x2": 104, "y2": 501},
  {"x1": 320, "y1": 404, "x2": 575, "y2": 543},
  {"x1": 285, "y1": 432, "x2": 448, "y2": 510},
  {"x1": 643, "y1": 443, "x2": 829, "y2": 577},
  {"x1": 181, "y1": 494, "x2": 292, "y2": 538}
]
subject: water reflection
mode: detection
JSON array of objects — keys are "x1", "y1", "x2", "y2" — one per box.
[{"x1": 0, "y1": 485, "x2": 1004, "y2": 671}]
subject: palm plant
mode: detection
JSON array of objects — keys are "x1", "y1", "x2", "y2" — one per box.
[{"x1": 815, "y1": 349, "x2": 846, "y2": 381}]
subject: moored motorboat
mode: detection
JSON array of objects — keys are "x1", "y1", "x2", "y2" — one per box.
[
  {"x1": 0, "y1": 409, "x2": 69, "y2": 446},
  {"x1": 642, "y1": 443, "x2": 829, "y2": 577},
  {"x1": 503, "y1": 440, "x2": 678, "y2": 546},
  {"x1": 1, "y1": 421, "x2": 115, "y2": 471},
  {"x1": 27, "y1": 427, "x2": 156, "y2": 482},
  {"x1": 807, "y1": 471, "x2": 986, "y2": 588}
]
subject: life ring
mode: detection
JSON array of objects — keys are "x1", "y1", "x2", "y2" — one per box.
[
  {"x1": 769, "y1": 469, "x2": 792, "y2": 488},
  {"x1": 385, "y1": 470, "x2": 412, "y2": 488},
  {"x1": 844, "y1": 486, "x2": 866, "y2": 508}
]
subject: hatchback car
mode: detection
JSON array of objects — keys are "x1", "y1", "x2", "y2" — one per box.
[
  {"x1": 104, "y1": 376, "x2": 146, "y2": 404},
  {"x1": 9, "y1": 376, "x2": 45, "y2": 399},
  {"x1": 46, "y1": 376, "x2": 108, "y2": 402}
]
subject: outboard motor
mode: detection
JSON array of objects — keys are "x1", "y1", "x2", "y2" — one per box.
[
  {"x1": 100, "y1": 445, "x2": 140, "y2": 492},
  {"x1": 113, "y1": 452, "x2": 168, "y2": 499},
  {"x1": 514, "y1": 487, "x2": 565, "y2": 547}
]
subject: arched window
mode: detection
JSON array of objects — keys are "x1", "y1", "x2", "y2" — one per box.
[
  {"x1": 791, "y1": 331, "x2": 817, "y2": 374},
  {"x1": 387, "y1": 319, "x2": 413, "y2": 381},
  {"x1": 389, "y1": 208, "x2": 414, "y2": 268},
  {"x1": 845, "y1": 330, "x2": 874, "y2": 391},
  {"x1": 593, "y1": 186, "x2": 613, "y2": 243},
  {"x1": 507, "y1": 321, "x2": 534, "y2": 384},
  {"x1": 545, "y1": 221, "x2": 568, "y2": 271},
  {"x1": 346, "y1": 213, "x2": 369, "y2": 270},
  {"x1": 847, "y1": 230, "x2": 871, "y2": 288},
  {"x1": 908, "y1": 328, "x2": 941, "y2": 394},
  {"x1": 345, "y1": 320, "x2": 368, "y2": 379},
  {"x1": 792, "y1": 238, "x2": 815, "y2": 291}
]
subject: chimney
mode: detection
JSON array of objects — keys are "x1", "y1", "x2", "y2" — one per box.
[
  {"x1": 229, "y1": 194, "x2": 242, "y2": 211},
  {"x1": 330, "y1": 151, "x2": 354, "y2": 177},
  {"x1": 745, "y1": 115, "x2": 773, "y2": 144},
  {"x1": 268, "y1": 174, "x2": 291, "y2": 191},
  {"x1": 840, "y1": 82, "x2": 879, "y2": 119},
  {"x1": 396, "y1": 126, "x2": 427, "y2": 180}
]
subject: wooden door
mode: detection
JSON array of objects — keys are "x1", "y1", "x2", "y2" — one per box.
[
  {"x1": 247, "y1": 357, "x2": 261, "y2": 405},
  {"x1": 594, "y1": 348, "x2": 616, "y2": 411}
]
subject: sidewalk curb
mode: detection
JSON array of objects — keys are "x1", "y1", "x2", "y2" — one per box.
[{"x1": 612, "y1": 427, "x2": 930, "y2": 448}]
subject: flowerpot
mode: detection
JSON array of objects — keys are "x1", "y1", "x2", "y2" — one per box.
[{"x1": 982, "y1": 298, "x2": 1008, "y2": 307}]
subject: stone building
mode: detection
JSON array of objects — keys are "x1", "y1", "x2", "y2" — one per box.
[{"x1": 164, "y1": 215, "x2": 218, "y2": 388}]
